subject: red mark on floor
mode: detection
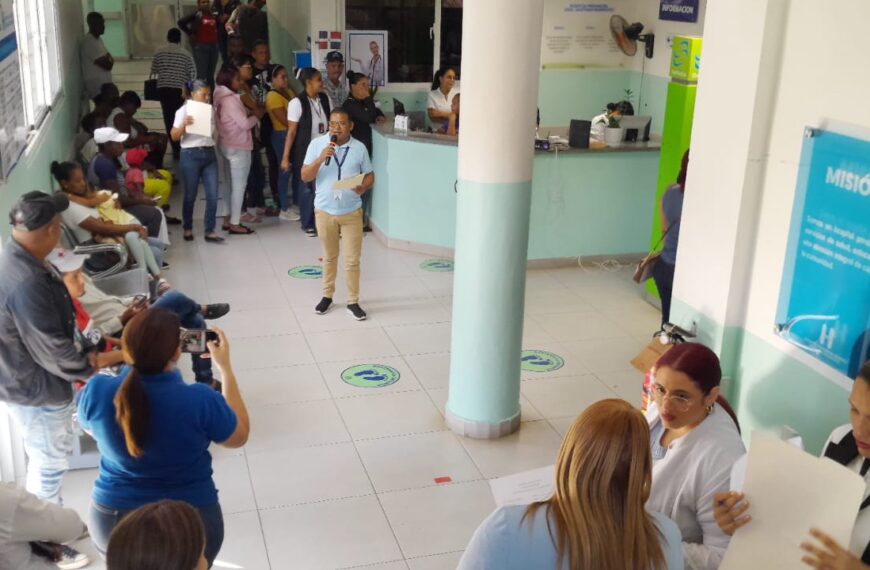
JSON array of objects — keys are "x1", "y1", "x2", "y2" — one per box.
[{"x1": 434, "y1": 476, "x2": 452, "y2": 484}]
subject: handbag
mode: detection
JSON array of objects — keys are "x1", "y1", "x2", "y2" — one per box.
[
  {"x1": 144, "y1": 75, "x2": 159, "y2": 101},
  {"x1": 633, "y1": 218, "x2": 680, "y2": 284}
]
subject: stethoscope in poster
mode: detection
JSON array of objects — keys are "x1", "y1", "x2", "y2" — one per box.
[{"x1": 775, "y1": 128, "x2": 870, "y2": 378}]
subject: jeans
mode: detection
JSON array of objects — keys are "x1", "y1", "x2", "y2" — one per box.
[
  {"x1": 90, "y1": 501, "x2": 224, "y2": 567},
  {"x1": 294, "y1": 167, "x2": 315, "y2": 231},
  {"x1": 152, "y1": 291, "x2": 213, "y2": 384},
  {"x1": 193, "y1": 43, "x2": 220, "y2": 89},
  {"x1": 315, "y1": 208, "x2": 364, "y2": 303},
  {"x1": 222, "y1": 147, "x2": 252, "y2": 225},
  {"x1": 261, "y1": 119, "x2": 279, "y2": 199},
  {"x1": 652, "y1": 260, "x2": 676, "y2": 326},
  {"x1": 245, "y1": 148, "x2": 266, "y2": 210},
  {"x1": 180, "y1": 147, "x2": 219, "y2": 234},
  {"x1": 7, "y1": 401, "x2": 75, "y2": 504},
  {"x1": 158, "y1": 87, "x2": 185, "y2": 159},
  {"x1": 269, "y1": 130, "x2": 291, "y2": 211}
]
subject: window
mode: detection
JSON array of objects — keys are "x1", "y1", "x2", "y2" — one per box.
[
  {"x1": 13, "y1": 0, "x2": 62, "y2": 128},
  {"x1": 345, "y1": 0, "x2": 463, "y2": 84}
]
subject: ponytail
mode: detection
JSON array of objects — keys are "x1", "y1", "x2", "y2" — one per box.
[
  {"x1": 114, "y1": 367, "x2": 150, "y2": 458},
  {"x1": 715, "y1": 395, "x2": 741, "y2": 434}
]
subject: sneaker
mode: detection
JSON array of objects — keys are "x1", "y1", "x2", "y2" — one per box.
[
  {"x1": 202, "y1": 303, "x2": 231, "y2": 320},
  {"x1": 305, "y1": 228, "x2": 318, "y2": 238},
  {"x1": 347, "y1": 303, "x2": 367, "y2": 321},
  {"x1": 56, "y1": 545, "x2": 90, "y2": 569},
  {"x1": 290, "y1": 205, "x2": 300, "y2": 215},
  {"x1": 279, "y1": 209, "x2": 301, "y2": 222},
  {"x1": 161, "y1": 261, "x2": 171, "y2": 270},
  {"x1": 315, "y1": 297, "x2": 333, "y2": 315}
]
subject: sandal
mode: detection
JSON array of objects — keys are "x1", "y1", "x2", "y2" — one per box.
[
  {"x1": 204, "y1": 234, "x2": 226, "y2": 243},
  {"x1": 241, "y1": 212, "x2": 263, "y2": 223},
  {"x1": 183, "y1": 231, "x2": 194, "y2": 242},
  {"x1": 228, "y1": 225, "x2": 255, "y2": 235}
]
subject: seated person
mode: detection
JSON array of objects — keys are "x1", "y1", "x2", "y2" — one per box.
[
  {"x1": 459, "y1": 399, "x2": 683, "y2": 569},
  {"x1": 78, "y1": 273, "x2": 230, "y2": 388},
  {"x1": 591, "y1": 100, "x2": 635, "y2": 141},
  {"x1": 75, "y1": 112, "x2": 106, "y2": 168},
  {"x1": 106, "y1": 500, "x2": 208, "y2": 570},
  {"x1": 0, "y1": 482, "x2": 90, "y2": 570},
  {"x1": 53, "y1": 160, "x2": 170, "y2": 294},
  {"x1": 440, "y1": 93, "x2": 460, "y2": 136},
  {"x1": 111, "y1": 90, "x2": 169, "y2": 169},
  {"x1": 645, "y1": 342, "x2": 746, "y2": 570},
  {"x1": 86, "y1": 127, "x2": 168, "y2": 243},
  {"x1": 93, "y1": 82, "x2": 120, "y2": 120},
  {"x1": 47, "y1": 248, "x2": 125, "y2": 372},
  {"x1": 715, "y1": 360, "x2": 870, "y2": 569},
  {"x1": 124, "y1": 148, "x2": 179, "y2": 224},
  {"x1": 77, "y1": 309, "x2": 250, "y2": 566}
]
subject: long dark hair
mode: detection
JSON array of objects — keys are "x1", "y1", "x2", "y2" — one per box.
[
  {"x1": 347, "y1": 70, "x2": 366, "y2": 87},
  {"x1": 106, "y1": 500, "x2": 205, "y2": 570},
  {"x1": 655, "y1": 343, "x2": 740, "y2": 431},
  {"x1": 50, "y1": 161, "x2": 81, "y2": 185},
  {"x1": 115, "y1": 309, "x2": 181, "y2": 458},
  {"x1": 430, "y1": 67, "x2": 457, "y2": 91},
  {"x1": 606, "y1": 100, "x2": 635, "y2": 116},
  {"x1": 676, "y1": 149, "x2": 689, "y2": 193}
]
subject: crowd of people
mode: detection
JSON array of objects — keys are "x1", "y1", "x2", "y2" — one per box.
[{"x1": 0, "y1": 4, "x2": 863, "y2": 570}]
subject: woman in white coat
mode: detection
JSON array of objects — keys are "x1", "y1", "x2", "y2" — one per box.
[
  {"x1": 645, "y1": 342, "x2": 746, "y2": 570},
  {"x1": 714, "y1": 360, "x2": 870, "y2": 570}
]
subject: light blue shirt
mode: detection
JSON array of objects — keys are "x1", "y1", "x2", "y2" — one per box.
[
  {"x1": 458, "y1": 504, "x2": 684, "y2": 570},
  {"x1": 304, "y1": 134, "x2": 373, "y2": 216}
]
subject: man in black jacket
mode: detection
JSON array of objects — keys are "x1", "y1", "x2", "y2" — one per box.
[{"x1": 0, "y1": 192, "x2": 94, "y2": 504}]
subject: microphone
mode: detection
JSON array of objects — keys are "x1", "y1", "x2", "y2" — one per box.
[{"x1": 325, "y1": 135, "x2": 338, "y2": 166}]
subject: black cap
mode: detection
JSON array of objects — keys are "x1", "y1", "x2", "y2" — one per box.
[
  {"x1": 9, "y1": 191, "x2": 69, "y2": 231},
  {"x1": 325, "y1": 51, "x2": 344, "y2": 63}
]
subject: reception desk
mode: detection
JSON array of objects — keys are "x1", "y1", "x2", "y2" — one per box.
[{"x1": 369, "y1": 125, "x2": 662, "y2": 263}]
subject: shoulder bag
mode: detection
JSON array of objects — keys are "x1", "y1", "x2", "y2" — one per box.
[{"x1": 632, "y1": 218, "x2": 680, "y2": 284}]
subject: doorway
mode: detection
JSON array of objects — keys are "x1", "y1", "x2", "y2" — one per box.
[{"x1": 126, "y1": 0, "x2": 198, "y2": 58}]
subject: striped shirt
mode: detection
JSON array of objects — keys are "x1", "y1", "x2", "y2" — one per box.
[{"x1": 150, "y1": 44, "x2": 196, "y2": 90}]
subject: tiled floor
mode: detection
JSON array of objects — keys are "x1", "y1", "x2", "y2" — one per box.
[{"x1": 60, "y1": 61, "x2": 663, "y2": 569}]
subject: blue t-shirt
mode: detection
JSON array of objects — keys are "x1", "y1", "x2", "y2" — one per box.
[
  {"x1": 303, "y1": 134, "x2": 373, "y2": 216},
  {"x1": 458, "y1": 504, "x2": 684, "y2": 569},
  {"x1": 660, "y1": 184, "x2": 684, "y2": 265},
  {"x1": 87, "y1": 154, "x2": 123, "y2": 190},
  {"x1": 77, "y1": 368, "x2": 237, "y2": 509}
]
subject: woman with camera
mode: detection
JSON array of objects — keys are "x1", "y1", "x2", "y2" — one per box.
[{"x1": 77, "y1": 308, "x2": 250, "y2": 567}]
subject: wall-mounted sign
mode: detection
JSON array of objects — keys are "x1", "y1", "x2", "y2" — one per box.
[
  {"x1": 776, "y1": 129, "x2": 870, "y2": 378},
  {"x1": 660, "y1": 0, "x2": 699, "y2": 23},
  {"x1": 346, "y1": 30, "x2": 387, "y2": 87},
  {"x1": 541, "y1": 1, "x2": 630, "y2": 68},
  {"x1": 670, "y1": 35, "x2": 702, "y2": 82}
]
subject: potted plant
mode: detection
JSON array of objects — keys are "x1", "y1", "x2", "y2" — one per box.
[{"x1": 604, "y1": 114, "x2": 624, "y2": 146}]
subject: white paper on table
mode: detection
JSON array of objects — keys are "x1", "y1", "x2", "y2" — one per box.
[
  {"x1": 731, "y1": 435, "x2": 805, "y2": 492},
  {"x1": 185, "y1": 100, "x2": 214, "y2": 137},
  {"x1": 489, "y1": 465, "x2": 555, "y2": 507},
  {"x1": 332, "y1": 173, "x2": 365, "y2": 191},
  {"x1": 720, "y1": 432, "x2": 865, "y2": 569}
]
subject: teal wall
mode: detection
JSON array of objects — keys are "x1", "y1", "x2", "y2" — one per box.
[
  {"x1": 371, "y1": 131, "x2": 659, "y2": 260},
  {"x1": 671, "y1": 298, "x2": 851, "y2": 456},
  {"x1": 94, "y1": 0, "x2": 128, "y2": 58}
]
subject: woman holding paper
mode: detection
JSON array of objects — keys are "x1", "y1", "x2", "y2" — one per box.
[
  {"x1": 714, "y1": 360, "x2": 870, "y2": 569},
  {"x1": 458, "y1": 399, "x2": 683, "y2": 569},
  {"x1": 645, "y1": 343, "x2": 746, "y2": 570},
  {"x1": 171, "y1": 79, "x2": 223, "y2": 243}
]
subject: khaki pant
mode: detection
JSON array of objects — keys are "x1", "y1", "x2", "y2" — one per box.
[{"x1": 315, "y1": 208, "x2": 364, "y2": 304}]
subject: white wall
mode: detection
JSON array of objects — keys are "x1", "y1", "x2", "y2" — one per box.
[{"x1": 629, "y1": 0, "x2": 707, "y2": 78}]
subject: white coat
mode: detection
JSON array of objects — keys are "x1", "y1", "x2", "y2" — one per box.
[{"x1": 646, "y1": 402, "x2": 746, "y2": 570}]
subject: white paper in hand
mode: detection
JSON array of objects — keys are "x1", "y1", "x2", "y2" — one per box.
[
  {"x1": 332, "y1": 173, "x2": 365, "y2": 191},
  {"x1": 185, "y1": 100, "x2": 213, "y2": 137},
  {"x1": 720, "y1": 432, "x2": 865, "y2": 569},
  {"x1": 489, "y1": 465, "x2": 555, "y2": 507}
]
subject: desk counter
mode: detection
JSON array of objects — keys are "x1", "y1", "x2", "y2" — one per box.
[{"x1": 370, "y1": 125, "x2": 661, "y2": 262}]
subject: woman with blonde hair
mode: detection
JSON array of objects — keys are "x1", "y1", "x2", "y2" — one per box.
[{"x1": 459, "y1": 399, "x2": 683, "y2": 569}]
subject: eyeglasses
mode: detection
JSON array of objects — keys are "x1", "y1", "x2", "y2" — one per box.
[
  {"x1": 328, "y1": 121, "x2": 349, "y2": 128},
  {"x1": 651, "y1": 384, "x2": 694, "y2": 413}
]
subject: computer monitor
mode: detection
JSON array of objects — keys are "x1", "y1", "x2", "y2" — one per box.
[
  {"x1": 619, "y1": 116, "x2": 652, "y2": 142},
  {"x1": 393, "y1": 98, "x2": 407, "y2": 116}
]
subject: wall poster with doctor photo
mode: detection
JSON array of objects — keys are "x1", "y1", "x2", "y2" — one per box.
[{"x1": 347, "y1": 31, "x2": 388, "y2": 87}]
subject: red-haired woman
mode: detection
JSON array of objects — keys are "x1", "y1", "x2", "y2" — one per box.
[{"x1": 645, "y1": 342, "x2": 745, "y2": 570}]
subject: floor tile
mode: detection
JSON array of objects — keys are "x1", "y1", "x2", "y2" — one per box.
[
  {"x1": 403, "y1": 352, "x2": 451, "y2": 389},
  {"x1": 548, "y1": 416, "x2": 577, "y2": 438},
  {"x1": 219, "y1": 308, "x2": 301, "y2": 338},
  {"x1": 365, "y1": 297, "x2": 451, "y2": 327},
  {"x1": 243, "y1": 401, "x2": 350, "y2": 453},
  {"x1": 238, "y1": 364, "x2": 332, "y2": 405},
  {"x1": 521, "y1": 374, "x2": 617, "y2": 418},
  {"x1": 260, "y1": 496, "x2": 402, "y2": 569},
  {"x1": 561, "y1": 336, "x2": 644, "y2": 374},
  {"x1": 247, "y1": 443, "x2": 374, "y2": 508},
  {"x1": 318, "y1": 356, "x2": 423, "y2": 398},
  {"x1": 596, "y1": 368, "x2": 646, "y2": 407},
  {"x1": 218, "y1": 510, "x2": 271, "y2": 570},
  {"x1": 212, "y1": 453, "x2": 257, "y2": 514},
  {"x1": 459, "y1": 420, "x2": 562, "y2": 478},
  {"x1": 406, "y1": 552, "x2": 465, "y2": 570},
  {"x1": 305, "y1": 328, "x2": 400, "y2": 362},
  {"x1": 523, "y1": 288, "x2": 592, "y2": 314},
  {"x1": 379, "y1": 481, "x2": 495, "y2": 559},
  {"x1": 385, "y1": 322, "x2": 453, "y2": 355},
  {"x1": 356, "y1": 431, "x2": 482, "y2": 493},
  {"x1": 208, "y1": 284, "x2": 289, "y2": 312},
  {"x1": 335, "y1": 391, "x2": 445, "y2": 440},
  {"x1": 230, "y1": 334, "x2": 315, "y2": 370},
  {"x1": 532, "y1": 310, "x2": 630, "y2": 342}
]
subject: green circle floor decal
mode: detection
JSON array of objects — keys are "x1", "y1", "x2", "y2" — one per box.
[
  {"x1": 420, "y1": 259, "x2": 454, "y2": 272},
  {"x1": 521, "y1": 350, "x2": 565, "y2": 373},
  {"x1": 341, "y1": 364, "x2": 401, "y2": 388},
  {"x1": 288, "y1": 265, "x2": 323, "y2": 279}
]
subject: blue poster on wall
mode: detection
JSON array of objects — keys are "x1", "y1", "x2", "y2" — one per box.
[
  {"x1": 776, "y1": 129, "x2": 870, "y2": 378},
  {"x1": 660, "y1": 0, "x2": 700, "y2": 23}
]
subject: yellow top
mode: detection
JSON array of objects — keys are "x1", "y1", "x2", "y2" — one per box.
[{"x1": 266, "y1": 89, "x2": 294, "y2": 132}]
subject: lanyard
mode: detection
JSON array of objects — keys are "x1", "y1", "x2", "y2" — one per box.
[
  {"x1": 309, "y1": 97, "x2": 324, "y2": 126},
  {"x1": 334, "y1": 147, "x2": 350, "y2": 180}
]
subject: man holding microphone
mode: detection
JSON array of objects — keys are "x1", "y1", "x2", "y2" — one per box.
[{"x1": 301, "y1": 108, "x2": 374, "y2": 321}]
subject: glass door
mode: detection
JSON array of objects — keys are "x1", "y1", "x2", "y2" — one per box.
[{"x1": 126, "y1": 0, "x2": 197, "y2": 58}]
